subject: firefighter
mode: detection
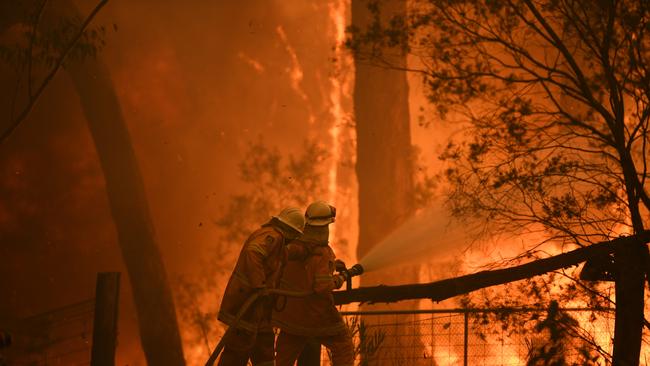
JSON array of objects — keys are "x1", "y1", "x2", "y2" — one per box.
[
  {"x1": 273, "y1": 201, "x2": 354, "y2": 366},
  {"x1": 217, "y1": 207, "x2": 306, "y2": 366}
]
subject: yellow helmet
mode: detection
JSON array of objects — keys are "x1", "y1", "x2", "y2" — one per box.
[
  {"x1": 273, "y1": 207, "x2": 305, "y2": 236},
  {"x1": 305, "y1": 201, "x2": 336, "y2": 226}
]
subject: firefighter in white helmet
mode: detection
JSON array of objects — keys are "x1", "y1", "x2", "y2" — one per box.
[
  {"x1": 273, "y1": 201, "x2": 354, "y2": 366},
  {"x1": 217, "y1": 207, "x2": 305, "y2": 366}
]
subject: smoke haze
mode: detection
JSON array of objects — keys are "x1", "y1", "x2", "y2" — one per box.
[{"x1": 1, "y1": 1, "x2": 355, "y2": 364}]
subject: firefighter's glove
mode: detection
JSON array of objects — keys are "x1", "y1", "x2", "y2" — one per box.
[
  {"x1": 334, "y1": 259, "x2": 347, "y2": 272},
  {"x1": 333, "y1": 274, "x2": 345, "y2": 290}
]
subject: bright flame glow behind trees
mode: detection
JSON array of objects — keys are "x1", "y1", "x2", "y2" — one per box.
[{"x1": 327, "y1": 0, "x2": 356, "y2": 263}]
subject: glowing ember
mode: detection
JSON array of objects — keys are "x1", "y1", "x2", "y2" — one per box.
[
  {"x1": 237, "y1": 52, "x2": 265, "y2": 74},
  {"x1": 277, "y1": 26, "x2": 309, "y2": 107}
]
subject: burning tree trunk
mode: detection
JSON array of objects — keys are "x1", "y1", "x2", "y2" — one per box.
[
  {"x1": 1, "y1": 2, "x2": 186, "y2": 364},
  {"x1": 333, "y1": 232, "x2": 650, "y2": 305},
  {"x1": 352, "y1": 0, "x2": 419, "y2": 363}
]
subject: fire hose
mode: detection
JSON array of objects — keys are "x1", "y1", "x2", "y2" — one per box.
[
  {"x1": 205, "y1": 264, "x2": 364, "y2": 366},
  {"x1": 204, "y1": 288, "x2": 312, "y2": 366}
]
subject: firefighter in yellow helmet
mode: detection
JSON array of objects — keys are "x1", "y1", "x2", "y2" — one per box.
[
  {"x1": 217, "y1": 207, "x2": 305, "y2": 366},
  {"x1": 273, "y1": 201, "x2": 354, "y2": 366}
]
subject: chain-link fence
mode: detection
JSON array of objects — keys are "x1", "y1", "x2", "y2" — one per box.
[{"x1": 320, "y1": 307, "x2": 616, "y2": 366}]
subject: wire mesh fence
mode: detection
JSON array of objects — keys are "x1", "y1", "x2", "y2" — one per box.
[
  {"x1": 1, "y1": 299, "x2": 94, "y2": 366},
  {"x1": 320, "y1": 307, "x2": 617, "y2": 366}
]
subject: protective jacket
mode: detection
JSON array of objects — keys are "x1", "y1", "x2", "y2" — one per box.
[
  {"x1": 272, "y1": 228, "x2": 347, "y2": 336},
  {"x1": 218, "y1": 225, "x2": 287, "y2": 333}
]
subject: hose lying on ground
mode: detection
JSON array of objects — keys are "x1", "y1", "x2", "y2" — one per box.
[{"x1": 204, "y1": 288, "x2": 312, "y2": 366}]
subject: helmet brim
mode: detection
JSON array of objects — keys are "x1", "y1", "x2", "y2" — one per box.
[
  {"x1": 306, "y1": 217, "x2": 335, "y2": 226},
  {"x1": 272, "y1": 216, "x2": 304, "y2": 235}
]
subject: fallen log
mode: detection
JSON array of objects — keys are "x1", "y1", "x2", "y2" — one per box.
[{"x1": 333, "y1": 232, "x2": 650, "y2": 305}]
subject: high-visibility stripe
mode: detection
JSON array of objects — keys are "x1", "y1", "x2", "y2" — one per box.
[
  {"x1": 314, "y1": 274, "x2": 333, "y2": 283},
  {"x1": 247, "y1": 243, "x2": 268, "y2": 257},
  {"x1": 233, "y1": 271, "x2": 247, "y2": 282},
  {"x1": 218, "y1": 311, "x2": 258, "y2": 333},
  {"x1": 233, "y1": 271, "x2": 253, "y2": 287}
]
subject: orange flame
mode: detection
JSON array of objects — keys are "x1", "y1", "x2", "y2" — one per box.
[{"x1": 326, "y1": 0, "x2": 355, "y2": 262}]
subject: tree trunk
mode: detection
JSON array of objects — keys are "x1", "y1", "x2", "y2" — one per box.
[
  {"x1": 66, "y1": 53, "x2": 185, "y2": 366},
  {"x1": 333, "y1": 232, "x2": 650, "y2": 305},
  {"x1": 612, "y1": 152, "x2": 647, "y2": 366},
  {"x1": 612, "y1": 244, "x2": 645, "y2": 366},
  {"x1": 352, "y1": 0, "x2": 419, "y2": 363},
  {"x1": 353, "y1": 0, "x2": 414, "y2": 263},
  {"x1": 0, "y1": 2, "x2": 187, "y2": 364}
]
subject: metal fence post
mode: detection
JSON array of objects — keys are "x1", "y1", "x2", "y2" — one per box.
[{"x1": 463, "y1": 311, "x2": 468, "y2": 366}]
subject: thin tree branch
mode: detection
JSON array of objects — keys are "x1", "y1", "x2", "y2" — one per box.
[
  {"x1": 27, "y1": 0, "x2": 49, "y2": 98},
  {"x1": 334, "y1": 232, "x2": 650, "y2": 305},
  {"x1": 0, "y1": 0, "x2": 108, "y2": 145},
  {"x1": 521, "y1": 0, "x2": 616, "y2": 129}
]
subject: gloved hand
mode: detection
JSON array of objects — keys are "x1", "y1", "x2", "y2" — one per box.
[
  {"x1": 333, "y1": 274, "x2": 346, "y2": 290},
  {"x1": 334, "y1": 259, "x2": 347, "y2": 272}
]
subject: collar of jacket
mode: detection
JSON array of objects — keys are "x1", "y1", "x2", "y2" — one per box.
[
  {"x1": 261, "y1": 220, "x2": 291, "y2": 242},
  {"x1": 298, "y1": 225, "x2": 329, "y2": 246}
]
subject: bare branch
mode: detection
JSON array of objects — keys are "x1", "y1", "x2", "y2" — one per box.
[
  {"x1": 27, "y1": 0, "x2": 49, "y2": 98},
  {"x1": 0, "y1": 0, "x2": 108, "y2": 145},
  {"x1": 522, "y1": 0, "x2": 616, "y2": 128},
  {"x1": 334, "y1": 233, "x2": 650, "y2": 305}
]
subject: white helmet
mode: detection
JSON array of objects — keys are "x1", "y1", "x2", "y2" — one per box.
[
  {"x1": 273, "y1": 207, "x2": 305, "y2": 235},
  {"x1": 305, "y1": 201, "x2": 336, "y2": 226}
]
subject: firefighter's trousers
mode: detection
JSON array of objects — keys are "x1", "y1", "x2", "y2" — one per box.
[
  {"x1": 217, "y1": 329, "x2": 274, "y2": 366},
  {"x1": 275, "y1": 330, "x2": 354, "y2": 366}
]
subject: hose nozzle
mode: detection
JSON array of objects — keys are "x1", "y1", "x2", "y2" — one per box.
[
  {"x1": 347, "y1": 264, "x2": 364, "y2": 278},
  {"x1": 341, "y1": 264, "x2": 364, "y2": 291}
]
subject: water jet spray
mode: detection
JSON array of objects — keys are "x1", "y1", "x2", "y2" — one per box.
[{"x1": 357, "y1": 204, "x2": 473, "y2": 274}]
